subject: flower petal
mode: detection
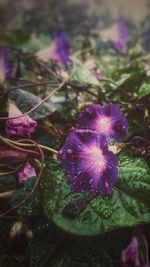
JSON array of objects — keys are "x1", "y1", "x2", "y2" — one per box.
[
  {"x1": 77, "y1": 103, "x2": 128, "y2": 141},
  {"x1": 36, "y1": 30, "x2": 70, "y2": 66},
  {"x1": 58, "y1": 129, "x2": 118, "y2": 195},
  {"x1": 0, "y1": 49, "x2": 12, "y2": 82},
  {"x1": 121, "y1": 235, "x2": 150, "y2": 267}
]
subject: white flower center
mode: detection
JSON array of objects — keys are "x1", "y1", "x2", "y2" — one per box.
[{"x1": 96, "y1": 116, "x2": 112, "y2": 133}]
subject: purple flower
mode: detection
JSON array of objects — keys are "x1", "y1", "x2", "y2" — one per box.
[
  {"x1": 58, "y1": 129, "x2": 118, "y2": 195},
  {"x1": 121, "y1": 235, "x2": 150, "y2": 267},
  {"x1": 18, "y1": 162, "x2": 36, "y2": 184},
  {"x1": 5, "y1": 115, "x2": 37, "y2": 138},
  {"x1": 112, "y1": 17, "x2": 129, "y2": 53},
  {"x1": 101, "y1": 17, "x2": 129, "y2": 53},
  {"x1": 0, "y1": 49, "x2": 11, "y2": 82},
  {"x1": 36, "y1": 30, "x2": 70, "y2": 66},
  {"x1": 77, "y1": 103, "x2": 128, "y2": 141}
]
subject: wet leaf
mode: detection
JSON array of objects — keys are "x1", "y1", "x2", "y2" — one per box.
[
  {"x1": 41, "y1": 155, "x2": 150, "y2": 236},
  {"x1": 139, "y1": 83, "x2": 150, "y2": 98},
  {"x1": 71, "y1": 61, "x2": 99, "y2": 86},
  {"x1": 10, "y1": 89, "x2": 57, "y2": 120},
  {"x1": 11, "y1": 177, "x2": 40, "y2": 216}
]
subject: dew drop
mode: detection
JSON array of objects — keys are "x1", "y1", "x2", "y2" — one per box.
[
  {"x1": 105, "y1": 181, "x2": 109, "y2": 189},
  {"x1": 62, "y1": 154, "x2": 66, "y2": 160},
  {"x1": 59, "y1": 149, "x2": 63, "y2": 155},
  {"x1": 89, "y1": 178, "x2": 94, "y2": 185},
  {"x1": 67, "y1": 149, "x2": 73, "y2": 154}
]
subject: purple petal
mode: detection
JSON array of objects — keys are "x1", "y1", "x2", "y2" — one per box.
[
  {"x1": 46, "y1": 30, "x2": 70, "y2": 66},
  {"x1": 121, "y1": 235, "x2": 150, "y2": 267},
  {"x1": 77, "y1": 103, "x2": 128, "y2": 141},
  {"x1": 54, "y1": 30, "x2": 70, "y2": 66},
  {"x1": 0, "y1": 49, "x2": 12, "y2": 82},
  {"x1": 36, "y1": 30, "x2": 70, "y2": 66},
  {"x1": 58, "y1": 129, "x2": 118, "y2": 195},
  {"x1": 113, "y1": 17, "x2": 129, "y2": 53}
]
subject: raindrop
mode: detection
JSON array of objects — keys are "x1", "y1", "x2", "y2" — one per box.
[
  {"x1": 59, "y1": 149, "x2": 63, "y2": 155},
  {"x1": 62, "y1": 154, "x2": 66, "y2": 160},
  {"x1": 67, "y1": 149, "x2": 73, "y2": 154},
  {"x1": 105, "y1": 181, "x2": 109, "y2": 189}
]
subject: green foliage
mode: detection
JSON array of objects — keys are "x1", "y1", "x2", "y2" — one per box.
[
  {"x1": 40, "y1": 155, "x2": 150, "y2": 236},
  {"x1": 28, "y1": 225, "x2": 114, "y2": 267},
  {"x1": 71, "y1": 60, "x2": 99, "y2": 85},
  {"x1": 11, "y1": 177, "x2": 40, "y2": 216},
  {"x1": 139, "y1": 83, "x2": 150, "y2": 98},
  {"x1": 0, "y1": 30, "x2": 30, "y2": 45},
  {"x1": 10, "y1": 89, "x2": 57, "y2": 120},
  {"x1": 28, "y1": 220, "x2": 60, "y2": 267},
  {"x1": 0, "y1": 17, "x2": 150, "y2": 266},
  {"x1": 20, "y1": 34, "x2": 52, "y2": 52},
  {"x1": 49, "y1": 243, "x2": 114, "y2": 267},
  {"x1": 0, "y1": 175, "x2": 16, "y2": 193}
]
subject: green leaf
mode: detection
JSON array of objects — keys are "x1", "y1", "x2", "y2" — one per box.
[
  {"x1": 139, "y1": 83, "x2": 150, "y2": 98},
  {"x1": 114, "y1": 73, "x2": 131, "y2": 87},
  {"x1": 40, "y1": 155, "x2": 150, "y2": 236},
  {"x1": 10, "y1": 89, "x2": 56, "y2": 120},
  {"x1": 0, "y1": 175, "x2": 16, "y2": 193},
  {"x1": 28, "y1": 220, "x2": 61, "y2": 267},
  {"x1": 20, "y1": 34, "x2": 52, "y2": 52},
  {"x1": 29, "y1": 227, "x2": 114, "y2": 267},
  {"x1": 50, "y1": 245, "x2": 114, "y2": 267},
  {"x1": 11, "y1": 177, "x2": 40, "y2": 216},
  {"x1": 71, "y1": 60, "x2": 99, "y2": 86}
]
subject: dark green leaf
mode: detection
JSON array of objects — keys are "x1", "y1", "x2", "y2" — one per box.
[
  {"x1": 10, "y1": 89, "x2": 56, "y2": 120},
  {"x1": 11, "y1": 177, "x2": 40, "y2": 216},
  {"x1": 0, "y1": 175, "x2": 16, "y2": 193},
  {"x1": 139, "y1": 83, "x2": 150, "y2": 98},
  {"x1": 71, "y1": 61, "x2": 99, "y2": 86},
  {"x1": 50, "y1": 245, "x2": 114, "y2": 267},
  {"x1": 40, "y1": 155, "x2": 150, "y2": 236}
]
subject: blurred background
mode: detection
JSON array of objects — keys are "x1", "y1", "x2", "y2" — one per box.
[{"x1": 0, "y1": 0, "x2": 150, "y2": 34}]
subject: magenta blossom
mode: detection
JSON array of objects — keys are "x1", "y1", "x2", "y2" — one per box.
[
  {"x1": 112, "y1": 17, "x2": 129, "y2": 53},
  {"x1": 77, "y1": 103, "x2": 128, "y2": 142},
  {"x1": 0, "y1": 49, "x2": 11, "y2": 82},
  {"x1": 5, "y1": 115, "x2": 37, "y2": 138},
  {"x1": 121, "y1": 235, "x2": 150, "y2": 267},
  {"x1": 18, "y1": 162, "x2": 36, "y2": 184},
  {"x1": 36, "y1": 30, "x2": 70, "y2": 66},
  {"x1": 58, "y1": 129, "x2": 118, "y2": 195},
  {"x1": 84, "y1": 59, "x2": 102, "y2": 80}
]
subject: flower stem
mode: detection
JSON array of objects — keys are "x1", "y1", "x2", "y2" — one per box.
[
  {"x1": 5, "y1": 138, "x2": 58, "y2": 154},
  {"x1": 0, "y1": 170, "x2": 18, "y2": 176},
  {"x1": 0, "y1": 80, "x2": 67, "y2": 120},
  {"x1": 63, "y1": 192, "x2": 97, "y2": 218},
  {"x1": 11, "y1": 81, "x2": 59, "y2": 91},
  {"x1": 0, "y1": 136, "x2": 39, "y2": 156},
  {"x1": 0, "y1": 139, "x2": 44, "y2": 218},
  {"x1": 0, "y1": 190, "x2": 16, "y2": 199}
]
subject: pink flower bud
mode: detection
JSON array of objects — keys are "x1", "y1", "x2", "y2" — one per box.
[
  {"x1": 5, "y1": 115, "x2": 37, "y2": 138},
  {"x1": 121, "y1": 235, "x2": 150, "y2": 267},
  {"x1": 18, "y1": 162, "x2": 36, "y2": 184},
  {"x1": 0, "y1": 147, "x2": 27, "y2": 164}
]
